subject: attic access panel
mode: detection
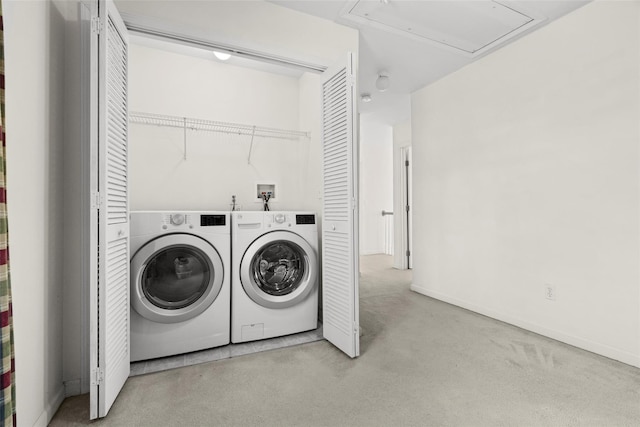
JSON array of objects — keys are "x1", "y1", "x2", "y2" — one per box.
[{"x1": 343, "y1": 0, "x2": 537, "y2": 56}]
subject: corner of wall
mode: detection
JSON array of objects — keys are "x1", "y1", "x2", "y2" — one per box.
[
  {"x1": 5, "y1": 0, "x2": 71, "y2": 423},
  {"x1": 33, "y1": 386, "x2": 65, "y2": 427}
]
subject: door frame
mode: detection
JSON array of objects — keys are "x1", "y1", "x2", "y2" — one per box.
[{"x1": 401, "y1": 146, "x2": 412, "y2": 270}]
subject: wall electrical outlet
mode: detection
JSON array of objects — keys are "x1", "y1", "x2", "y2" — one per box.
[{"x1": 544, "y1": 284, "x2": 556, "y2": 301}]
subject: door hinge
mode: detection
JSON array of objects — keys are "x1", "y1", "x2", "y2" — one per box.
[
  {"x1": 91, "y1": 368, "x2": 104, "y2": 386},
  {"x1": 406, "y1": 205, "x2": 410, "y2": 212},
  {"x1": 405, "y1": 160, "x2": 409, "y2": 166},
  {"x1": 91, "y1": 191, "x2": 102, "y2": 209},
  {"x1": 406, "y1": 250, "x2": 411, "y2": 257},
  {"x1": 91, "y1": 17, "x2": 103, "y2": 34}
]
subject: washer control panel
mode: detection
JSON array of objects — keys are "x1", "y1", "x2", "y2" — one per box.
[
  {"x1": 200, "y1": 214, "x2": 226, "y2": 226},
  {"x1": 161, "y1": 213, "x2": 227, "y2": 230},
  {"x1": 162, "y1": 213, "x2": 193, "y2": 230},
  {"x1": 265, "y1": 212, "x2": 292, "y2": 228},
  {"x1": 296, "y1": 214, "x2": 315, "y2": 225}
]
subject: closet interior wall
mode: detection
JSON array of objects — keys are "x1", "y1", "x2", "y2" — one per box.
[{"x1": 129, "y1": 42, "x2": 318, "y2": 212}]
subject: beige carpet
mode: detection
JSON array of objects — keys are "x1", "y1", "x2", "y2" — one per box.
[{"x1": 51, "y1": 254, "x2": 640, "y2": 426}]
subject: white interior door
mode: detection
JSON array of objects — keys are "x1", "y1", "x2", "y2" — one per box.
[
  {"x1": 321, "y1": 53, "x2": 360, "y2": 358},
  {"x1": 89, "y1": 0, "x2": 130, "y2": 419}
]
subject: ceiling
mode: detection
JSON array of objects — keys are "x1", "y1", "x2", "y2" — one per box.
[{"x1": 270, "y1": 0, "x2": 589, "y2": 125}]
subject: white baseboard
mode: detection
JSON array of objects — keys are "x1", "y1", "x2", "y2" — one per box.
[
  {"x1": 410, "y1": 283, "x2": 640, "y2": 368},
  {"x1": 33, "y1": 386, "x2": 65, "y2": 427},
  {"x1": 360, "y1": 250, "x2": 385, "y2": 256},
  {"x1": 64, "y1": 379, "x2": 82, "y2": 397}
]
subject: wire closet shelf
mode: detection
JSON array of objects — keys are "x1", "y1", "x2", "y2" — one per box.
[
  {"x1": 129, "y1": 111, "x2": 310, "y2": 140},
  {"x1": 129, "y1": 111, "x2": 311, "y2": 162}
]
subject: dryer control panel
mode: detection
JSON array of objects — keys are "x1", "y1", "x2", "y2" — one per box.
[{"x1": 263, "y1": 212, "x2": 316, "y2": 229}]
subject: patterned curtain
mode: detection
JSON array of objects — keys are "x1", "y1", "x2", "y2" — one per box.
[{"x1": 0, "y1": 1, "x2": 16, "y2": 425}]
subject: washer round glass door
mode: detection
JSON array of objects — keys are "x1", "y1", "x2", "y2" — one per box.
[
  {"x1": 131, "y1": 234, "x2": 224, "y2": 324},
  {"x1": 240, "y1": 231, "x2": 317, "y2": 309}
]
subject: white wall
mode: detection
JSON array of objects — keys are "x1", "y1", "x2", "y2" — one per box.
[
  {"x1": 392, "y1": 119, "x2": 411, "y2": 269},
  {"x1": 62, "y1": 0, "x2": 89, "y2": 400},
  {"x1": 4, "y1": 0, "x2": 67, "y2": 424},
  {"x1": 359, "y1": 117, "x2": 393, "y2": 255},
  {"x1": 297, "y1": 72, "x2": 324, "y2": 212},
  {"x1": 129, "y1": 43, "x2": 311, "y2": 211},
  {"x1": 411, "y1": 0, "x2": 640, "y2": 367}
]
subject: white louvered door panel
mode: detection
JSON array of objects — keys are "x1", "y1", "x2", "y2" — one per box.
[
  {"x1": 322, "y1": 53, "x2": 360, "y2": 358},
  {"x1": 90, "y1": 0, "x2": 130, "y2": 419}
]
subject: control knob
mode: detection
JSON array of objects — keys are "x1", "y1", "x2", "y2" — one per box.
[{"x1": 170, "y1": 213, "x2": 185, "y2": 226}]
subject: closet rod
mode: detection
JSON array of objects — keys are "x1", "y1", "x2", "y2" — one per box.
[
  {"x1": 129, "y1": 111, "x2": 310, "y2": 141},
  {"x1": 123, "y1": 19, "x2": 328, "y2": 74}
]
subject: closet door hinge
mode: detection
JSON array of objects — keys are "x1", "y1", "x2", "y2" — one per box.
[
  {"x1": 91, "y1": 191, "x2": 102, "y2": 209},
  {"x1": 91, "y1": 17, "x2": 103, "y2": 34},
  {"x1": 91, "y1": 368, "x2": 104, "y2": 386}
]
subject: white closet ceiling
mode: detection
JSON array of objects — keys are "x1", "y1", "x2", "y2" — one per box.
[{"x1": 271, "y1": 0, "x2": 590, "y2": 124}]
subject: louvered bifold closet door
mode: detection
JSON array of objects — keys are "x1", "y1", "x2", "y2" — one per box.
[
  {"x1": 321, "y1": 53, "x2": 360, "y2": 358},
  {"x1": 91, "y1": 0, "x2": 130, "y2": 419}
]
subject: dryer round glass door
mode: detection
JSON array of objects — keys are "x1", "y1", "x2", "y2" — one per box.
[
  {"x1": 240, "y1": 230, "x2": 317, "y2": 309},
  {"x1": 131, "y1": 234, "x2": 224, "y2": 324}
]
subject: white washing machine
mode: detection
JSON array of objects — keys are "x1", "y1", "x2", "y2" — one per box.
[
  {"x1": 130, "y1": 211, "x2": 230, "y2": 361},
  {"x1": 231, "y1": 211, "x2": 319, "y2": 343}
]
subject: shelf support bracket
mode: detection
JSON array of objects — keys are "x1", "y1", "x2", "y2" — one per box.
[
  {"x1": 183, "y1": 117, "x2": 187, "y2": 160},
  {"x1": 247, "y1": 125, "x2": 256, "y2": 164}
]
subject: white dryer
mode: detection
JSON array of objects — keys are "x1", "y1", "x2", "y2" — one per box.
[
  {"x1": 130, "y1": 211, "x2": 230, "y2": 361},
  {"x1": 231, "y1": 211, "x2": 319, "y2": 343}
]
